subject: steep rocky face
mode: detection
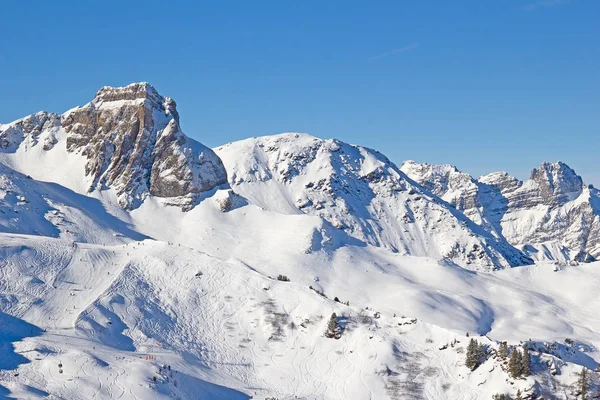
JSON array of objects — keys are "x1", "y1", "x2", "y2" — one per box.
[
  {"x1": 529, "y1": 162, "x2": 583, "y2": 205},
  {"x1": 216, "y1": 134, "x2": 532, "y2": 271},
  {"x1": 401, "y1": 161, "x2": 599, "y2": 262},
  {"x1": 401, "y1": 161, "x2": 491, "y2": 228},
  {"x1": 0, "y1": 83, "x2": 228, "y2": 210}
]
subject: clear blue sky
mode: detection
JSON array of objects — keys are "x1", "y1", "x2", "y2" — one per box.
[{"x1": 1, "y1": 1, "x2": 598, "y2": 184}]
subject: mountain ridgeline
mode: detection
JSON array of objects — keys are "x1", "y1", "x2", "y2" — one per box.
[
  {"x1": 1, "y1": 82, "x2": 596, "y2": 269},
  {"x1": 401, "y1": 160, "x2": 600, "y2": 263}
]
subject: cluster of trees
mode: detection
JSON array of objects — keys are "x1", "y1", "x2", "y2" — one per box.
[
  {"x1": 492, "y1": 345, "x2": 598, "y2": 399},
  {"x1": 507, "y1": 345, "x2": 532, "y2": 379},
  {"x1": 495, "y1": 342, "x2": 532, "y2": 379},
  {"x1": 466, "y1": 338, "x2": 487, "y2": 370},
  {"x1": 491, "y1": 389, "x2": 523, "y2": 400}
]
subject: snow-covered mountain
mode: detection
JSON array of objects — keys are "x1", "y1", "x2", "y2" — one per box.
[
  {"x1": 1, "y1": 83, "x2": 599, "y2": 400},
  {"x1": 401, "y1": 160, "x2": 600, "y2": 263},
  {"x1": 215, "y1": 133, "x2": 532, "y2": 271}
]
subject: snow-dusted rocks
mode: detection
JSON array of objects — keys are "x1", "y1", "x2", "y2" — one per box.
[
  {"x1": 401, "y1": 160, "x2": 600, "y2": 263},
  {"x1": 216, "y1": 133, "x2": 532, "y2": 270},
  {"x1": 0, "y1": 111, "x2": 61, "y2": 152},
  {"x1": 0, "y1": 83, "x2": 227, "y2": 210}
]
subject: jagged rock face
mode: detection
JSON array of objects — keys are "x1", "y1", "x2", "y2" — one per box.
[
  {"x1": 401, "y1": 160, "x2": 600, "y2": 262},
  {"x1": 529, "y1": 162, "x2": 583, "y2": 205},
  {"x1": 0, "y1": 83, "x2": 228, "y2": 211},
  {"x1": 216, "y1": 134, "x2": 532, "y2": 271},
  {"x1": 0, "y1": 112, "x2": 61, "y2": 152}
]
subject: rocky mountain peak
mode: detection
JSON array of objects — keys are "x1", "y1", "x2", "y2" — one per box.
[
  {"x1": 92, "y1": 82, "x2": 180, "y2": 124},
  {"x1": 530, "y1": 161, "x2": 583, "y2": 199},
  {"x1": 478, "y1": 171, "x2": 522, "y2": 194},
  {"x1": 1, "y1": 83, "x2": 227, "y2": 211},
  {"x1": 95, "y1": 82, "x2": 159, "y2": 102},
  {"x1": 400, "y1": 160, "x2": 478, "y2": 200}
]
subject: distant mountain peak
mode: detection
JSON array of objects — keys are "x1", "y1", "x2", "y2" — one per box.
[
  {"x1": 530, "y1": 161, "x2": 583, "y2": 198},
  {"x1": 402, "y1": 159, "x2": 599, "y2": 263}
]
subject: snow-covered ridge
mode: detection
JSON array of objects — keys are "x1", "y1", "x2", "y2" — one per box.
[
  {"x1": 401, "y1": 160, "x2": 600, "y2": 262},
  {"x1": 216, "y1": 133, "x2": 532, "y2": 271}
]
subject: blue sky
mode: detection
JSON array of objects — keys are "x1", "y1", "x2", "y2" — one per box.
[{"x1": 1, "y1": 1, "x2": 598, "y2": 184}]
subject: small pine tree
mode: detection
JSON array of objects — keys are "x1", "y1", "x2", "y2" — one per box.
[
  {"x1": 508, "y1": 348, "x2": 522, "y2": 378},
  {"x1": 325, "y1": 313, "x2": 341, "y2": 339},
  {"x1": 521, "y1": 345, "x2": 532, "y2": 376},
  {"x1": 498, "y1": 342, "x2": 508, "y2": 360},
  {"x1": 578, "y1": 367, "x2": 589, "y2": 399},
  {"x1": 515, "y1": 389, "x2": 523, "y2": 400}
]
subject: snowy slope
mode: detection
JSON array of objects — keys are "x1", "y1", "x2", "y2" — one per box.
[
  {"x1": 0, "y1": 162, "x2": 145, "y2": 244},
  {"x1": 2, "y1": 230, "x2": 600, "y2": 399},
  {"x1": 402, "y1": 160, "x2": 600, "y2": 263},
  {"x1": 215, "y1": 133, "x2": 532, "y2": 271}
]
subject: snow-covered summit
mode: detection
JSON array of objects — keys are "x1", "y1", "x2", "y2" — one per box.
[
  {"x1": 216, "y1": 134, "x2": 532, "y2": 270},
  {"x1": 401, "y1": 160, "x2": 600, "y2": 262}
]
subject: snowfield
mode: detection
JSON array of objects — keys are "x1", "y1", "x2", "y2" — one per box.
[
  {"x1": 1, "y1": 83, "x2": 599, "y2": 399},
  {"x1": 2, "y1": 228, "x2": 600, "y2": 399}
]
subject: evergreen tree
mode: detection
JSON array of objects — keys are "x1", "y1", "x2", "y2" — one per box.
[
  {"x1": 466, "y1": 338, "x2": 479, "y2": 370},
  {"x1": 578, "y1": 367, "x2": 589, "y2": 399},
  {"x1": 477, "y1": 342, "x2": 487, "y2": 365},
  {"x1": 515, "y1": 389, "x2": 523, "y2": 400},
  {"x1": 508, "y1": 348, "x2": 522, "y2": 378},
  {"x1": 466, "y1": 339, "x2": 486, "y2": 370},
  {"x1": 521, "y1": 345, "x2": 532, "y2": 376},
  {"x1": 325, "y1": 313, "x2": 341, "y2": 339},
  {"x1": 498, "y1": 342, "x2": 508, "y2": 360}
]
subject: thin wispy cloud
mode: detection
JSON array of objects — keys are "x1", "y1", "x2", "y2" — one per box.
[
  {"x1": 525, "y1": 0, "x2": 570, "y2": 11},
  {"x1": 369, "y1": 42, "x2": 420, "y2": 61}
]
